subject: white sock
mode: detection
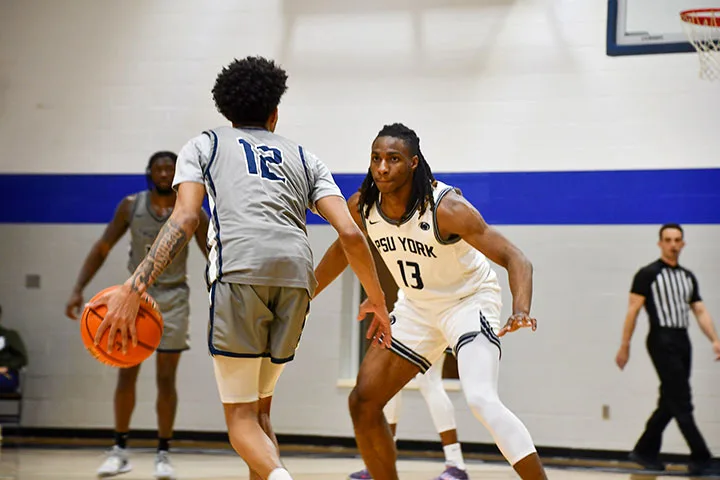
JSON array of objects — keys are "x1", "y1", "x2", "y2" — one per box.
[
  {"x1": 443, "y1": 443, "x2": 466, "y2": 470},
  {"x1": 268, "y1": 467, "x2": 293, "y2": 480}
]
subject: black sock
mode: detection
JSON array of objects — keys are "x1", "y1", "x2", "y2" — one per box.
[
  {"x1": 114, "y1": 431, "x2": 129, "y2": 449},
  {"x1": 158, "y1": 437, "x2": 171, "y2": 453}
]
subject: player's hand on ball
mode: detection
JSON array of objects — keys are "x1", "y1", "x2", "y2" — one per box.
[
  {"x1": 90, "y1": 284, "x2": 141, "y2": 354},
  {"x1": 498, "y1": 312, "x2": 537, "y2": 337},
  {"x1": 357, "y1": 298, "x2": 392, "y2": 348}
]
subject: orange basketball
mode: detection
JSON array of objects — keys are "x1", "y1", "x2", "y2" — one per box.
[{"x1": 80, "y1": 286, "x2": 164, "y2": 368}]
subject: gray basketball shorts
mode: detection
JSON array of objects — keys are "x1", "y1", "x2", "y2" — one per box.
[
  {"x1": 146, "y1": 283, "x2": 191, "y2": 353},
  {"x1": 208, "y1": 282, "x2": 310, "y2": 364}
]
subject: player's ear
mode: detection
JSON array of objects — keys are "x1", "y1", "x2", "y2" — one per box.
[
  {"x1": 266, "y1": 108, "x2": 279, "y2": 132},
  {"x1": 410, "y1": 155, "x2": 419, "y2": 171}
]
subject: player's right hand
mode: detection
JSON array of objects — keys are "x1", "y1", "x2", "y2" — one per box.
[
  {"x1": 65, "y1": 290, "x2": 84, "y2": 320},
  {"x1": 90, "y1": 284, "x2": 141, "y2": 354},
  {"x1": 357, "y1": 298, "x2": 392, "y2": 349},
  {"x1": 498, "y1": 312, "x2": 536, "y2": 337}
]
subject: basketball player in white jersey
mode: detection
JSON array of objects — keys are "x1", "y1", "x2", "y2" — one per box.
[
  {"x1": 314, "y1": 123, "x2": 548, "y2": 480},
  {"x1": 66, "y1": 152, "x2": 210, "y2": 479},
  {"x1": 91, "y1": 56, "x2": 392, "y2": 480}
]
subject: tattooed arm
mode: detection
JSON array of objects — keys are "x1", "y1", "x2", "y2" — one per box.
[{"x1": 93, "y1": 182, "x2": 206, "y2": 352}]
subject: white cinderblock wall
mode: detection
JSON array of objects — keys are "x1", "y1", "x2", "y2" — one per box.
[{"x1": 1, "y1": 0, "x2": 719, "y2": 455}]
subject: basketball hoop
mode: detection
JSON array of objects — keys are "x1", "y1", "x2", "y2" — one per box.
[{"x1": 680, "y1": 8, "x2": 720, "y2": 81}]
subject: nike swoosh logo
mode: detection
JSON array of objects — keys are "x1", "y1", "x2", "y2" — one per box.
[{"x1": 368, "y1": 220, "x2": 379, "y2": 225}]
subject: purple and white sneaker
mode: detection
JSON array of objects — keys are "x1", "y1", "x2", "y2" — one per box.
[
  {"x1": 348, "y1": 468, "x2": 372, "y2": 480},
  {"x1": 435, "y1": 466, "x2": 469, "y2": 480}
]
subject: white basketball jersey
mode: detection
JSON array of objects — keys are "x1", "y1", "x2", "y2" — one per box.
[{"x1": 364, "y1": 181, "x2": 498, "y2": 308}]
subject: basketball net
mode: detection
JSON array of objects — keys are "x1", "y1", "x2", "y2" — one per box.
[{"x1": 680, "y1": 8, "x2": 720, "y2": 81}]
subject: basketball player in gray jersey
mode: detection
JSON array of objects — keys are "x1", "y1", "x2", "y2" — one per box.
[
  {"x1": 65, "y1": 151, "x2": 210, "y2": 479},
  {"x1": 93, "y1": 56, "x2": 392, "y2": 480}
]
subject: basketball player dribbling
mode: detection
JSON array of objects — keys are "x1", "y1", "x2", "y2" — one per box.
[
  {"x1": 65, "y1": 151, "x2": 210, "y2": 479},
  {"x1": 90, "y1": 56, "x2": 392, "y2": 480},
  {"x1": 313, "y1": 123, "x2": 549, "y2": 480},
  {"x1": 348, "y1": 352, "x2": 471, "y2": 480}
]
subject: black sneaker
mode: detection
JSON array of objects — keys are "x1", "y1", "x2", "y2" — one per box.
[
  {"x1": 629, "y1": 451, "x2": 666, "y2": 471},
  {"x1": 689, "y1": 459, "x2": 720, "y2": 476}
]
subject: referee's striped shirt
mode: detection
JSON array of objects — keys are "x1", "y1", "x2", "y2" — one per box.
[{"x1": 631, "y1": 259, "x2": 701, "y2": 329}]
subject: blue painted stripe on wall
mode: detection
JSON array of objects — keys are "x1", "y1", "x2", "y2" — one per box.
[{"x1": 1, "y1": 169, "x2": 718, "y2": 225}]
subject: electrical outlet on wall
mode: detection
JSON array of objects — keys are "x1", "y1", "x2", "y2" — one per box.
[
  {"x1": 602, "y1": 404, "x2": 610, "y2": 420},
  {"x1": 25, "y1": 274, "x2": 41, "y2": 289}
]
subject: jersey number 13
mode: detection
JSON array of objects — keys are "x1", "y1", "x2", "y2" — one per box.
[{"x1": 397, "y1": 260, "x2": 424, "y2": 290}]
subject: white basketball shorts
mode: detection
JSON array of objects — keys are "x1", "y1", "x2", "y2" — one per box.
[{"x1": 387, "y1": 286, "x2": 503, "y2": 372}]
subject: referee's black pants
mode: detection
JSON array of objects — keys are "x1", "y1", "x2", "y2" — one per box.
[{"x1": 633, "y1": 328, "x2": 711, "y2": 463}]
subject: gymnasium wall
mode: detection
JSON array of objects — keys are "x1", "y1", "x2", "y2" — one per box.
[{"x1": 1, "y1": 0, "x2": 719, "y2": 456}]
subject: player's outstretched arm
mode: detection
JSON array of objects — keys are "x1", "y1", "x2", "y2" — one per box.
[
  {"x1": 91, "y1": 182, "x2": 205, "y2": 353},
  {"x1": 65, "y1": 196, "x2": 133, "y2": 320},
  {"x1": 315, "y1": 193, "x2": 391, "y2": 347},
  {"x1": 435, "y1": 191, "x2": 535, "y2": 337},
  {"x1": 314, "y1": 193, "x2": 370, "y2": 298},
  {"x1": 313, "y1": 238, "x2": 348, "y2": 299}
]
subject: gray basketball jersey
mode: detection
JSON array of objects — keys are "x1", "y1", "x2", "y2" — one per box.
[
  {"x1": 173, "y1": 126, "x2": 343, "y2": 295},
  {"x1": 127, "y1": 190, "x2": 189, "y2": 286}
]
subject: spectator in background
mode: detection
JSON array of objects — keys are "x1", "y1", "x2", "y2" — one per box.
[{"x1": 0, "y1": 305, "x2": 28, "y2": 393}]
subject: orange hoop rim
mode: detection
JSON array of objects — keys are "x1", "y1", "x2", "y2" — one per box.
[{"x1": 680, "y1": 8, "x2": 720, "y2": 25}]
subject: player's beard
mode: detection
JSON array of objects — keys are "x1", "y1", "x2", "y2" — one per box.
[{"x1": 155, "y1": 185, "x2": 174, "y2": 196}]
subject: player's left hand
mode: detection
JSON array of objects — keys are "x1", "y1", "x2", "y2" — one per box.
[
  {"x1": 498, "y1": 312, "x2": 537, "y2": 337},
  {"x1": 357, "y1": 298, "x2": 392, "y2": 348},
  {"x1": 90, "y1": 284, "x2": 141, "y2": 354},
  {"x1": 712, "y1": 340, "x2": 720, "y2": 361}
]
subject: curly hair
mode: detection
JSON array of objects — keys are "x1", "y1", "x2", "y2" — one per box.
[
  {"x1": 212, "y1": 56, "x2": 289, "y2": 125},
  {"x1": 146, "y1": 151, "x2": 177, "y2": 170},
  {"x1": 358, "y1": 123, "x2": 436, "y2": 219}
]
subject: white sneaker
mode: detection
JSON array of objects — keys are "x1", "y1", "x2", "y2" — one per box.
[
  {"x1": 97, "y1": 446, "x2": 132, "y2": 477},
  {"x1": 154, "y1": 450, "x2": 176, "y2": 480}
]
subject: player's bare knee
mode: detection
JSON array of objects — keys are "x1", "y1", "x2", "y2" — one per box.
[
  {"x1": 223, "y1": 401, "x2": 259, "y2": 426},
  {"x1": 348, "y1": 387, "x2": 362, "y2": 416},
  {"x1": 349, "y1": 385, "x2": 384, "y2": 421},
  {"x1": 257, "y1": 411, "x2": 272, "y2": 435},
  {"x1": 156, "y1": 371, "x2": 176, "y2": 394},
  {"x1": 348, "y1": 387, "x2": 373, "y2": 420},
  {"x1": 117, "y1": 366, "x2": 140, "y2": 389}
]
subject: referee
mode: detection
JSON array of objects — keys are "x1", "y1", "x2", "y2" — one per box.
[{"x1": 615, "y1": 223, "x2": 720, "y2": 475}]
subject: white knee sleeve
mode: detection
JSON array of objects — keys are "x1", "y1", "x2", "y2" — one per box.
[
  {"x1": 383, "y1": 390, "x2": 403, "y2": 425},
  {"x1": 259, "y1": 358, "x2": 285, "y2": 399},
  {"x1": 457, "y1": 336, "x2": 537, "y2": 465},
  {"x1": 212, "y1": 356, "x2": 287, "y2": 404},
  {"x1": 212, "y1": 356, "x2": 262, "y2": 404},
  {"x1": 416, "y1": 356, "x2": 456, "y2": 433}
]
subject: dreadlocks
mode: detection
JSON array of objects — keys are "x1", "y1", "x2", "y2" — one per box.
[{"x1": 358, "y1": 123, "x2": 436, "y2": 219}]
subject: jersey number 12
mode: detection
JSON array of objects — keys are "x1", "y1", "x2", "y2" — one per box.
[
  {"x1": 238, "y1": 138, "x2": 285, "y2": 182},
  {"x1": 397, "y1": 260, "x2": 424, "y2": 290}
]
